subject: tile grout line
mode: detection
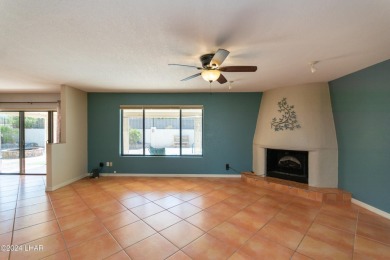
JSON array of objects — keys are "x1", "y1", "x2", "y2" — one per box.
[
  {"x1": 154, "y1": 193, "x2": 222, "y2": 258},
  {"x1": 6, "y1": 176, "x2": 45, "y2": 254},
  {"x1": 8, "y1": 175, "x2": 22, "y2": 260},
  {"x1": 129, "y1": 190, "x2": 194, "y2": 256},
  {"x1": 222, "y1": 193, "x2": 295, "y2": 259},
  {"x1": 48, "y1": 183, "x2": 76, "y2": 259},
  {"x1": 69, "y1": 178, "x2": 199, "y2": 258},
  {"x1": 21, "y1": 176, "x2": 71, "y2": 260},
  {"x1": 352, "y1": 208, "x2": 360, "y2": 260},
  {"x1": 292, "y1": 200, "x2": 323, "y2": 259},
  {"x1": 315, "y1": 208, "x2": 359, "y2": 235},
  {"x1": 68, "y1": 182, "x2": 125, "y2": 259},
  {"x1": 308, "y1": 208, "x2": 359, "y2": 258},
  {"x1": 7, "y1": 176, "x2": 388, "y2": 259},
  {"x1": 353, "y1": 210, "x2": 390, "y2": 248},
  {"x1": 98, "y1": 178, "x2": 229, "y2": 258},
  {"x1": 8, "y1": 179, "x2": 253, "y2": 255},
  {"x1": 105, "y1": 182, "x2": 199, "y2": 258}
]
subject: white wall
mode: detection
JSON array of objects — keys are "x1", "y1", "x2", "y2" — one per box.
[
  {"x1": 46, "y1": 86, "x2": 87, "y2": 191},
  {"x1": 253, "y1": 83, "x2": 338, "y2": 187}
]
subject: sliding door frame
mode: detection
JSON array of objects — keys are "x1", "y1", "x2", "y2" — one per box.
[{"x1": 0, "y1": 111, "x2": 55, "y2": 175}]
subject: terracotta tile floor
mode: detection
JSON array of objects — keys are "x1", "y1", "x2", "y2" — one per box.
[{"x1": 1, "y1": 175, "x2": 390, "y2": 259}]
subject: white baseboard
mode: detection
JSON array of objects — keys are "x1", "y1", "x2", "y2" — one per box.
[
  {"x1": 99, "y1": 173, "x2": 241, "y2": 178},
  {"x1": 352, "y1": 198, "x2": 390, "y2": 219},
  {"x1": 46, "y1": 173, "x2": 89, "y2": 191}
]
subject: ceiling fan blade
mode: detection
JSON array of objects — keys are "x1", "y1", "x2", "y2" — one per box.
[
  {"x1": 210, "y1": 49, "x2": 230, "y2": 67},
  {"x1": 180, "y1": 73, "x2": 201, "y2": 81},
  {"x1": 217, "y1": 74, "x2": 227, "y2": 84},
  {"x1": 169, "y1": 64, "x2": 202, "y2": 70},
  {"x1": 219, "y1": 66, "x2": 257, "y2": 72}
]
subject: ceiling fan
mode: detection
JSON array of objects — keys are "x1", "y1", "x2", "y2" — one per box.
[{"x1": 169, "y1": 49, "x2": 257, "y2": 84}]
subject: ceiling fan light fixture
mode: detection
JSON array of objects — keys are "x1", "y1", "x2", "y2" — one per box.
[
  {"x1": 310, "y1": 65, "x2": 316, "y2": 73},
  {"x1": 170, "y1": 49, "x2": 257, "y2": 84},
  {"x1": 309, "y1": 61, "x2": 319, "y2": 73},
  {"x1": 201, "y1": 69, "x2": 220, "y2": 82}
]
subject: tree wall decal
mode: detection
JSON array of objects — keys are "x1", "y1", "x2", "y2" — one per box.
[{"x1": 271, "y1": 97, "x2": 301, "y2": 131}]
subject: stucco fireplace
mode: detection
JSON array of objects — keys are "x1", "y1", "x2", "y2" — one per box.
[{"x1": 253, "y1": 83, "x2": 338, "y2": 188}]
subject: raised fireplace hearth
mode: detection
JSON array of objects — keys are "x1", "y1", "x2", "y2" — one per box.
[
  {"x1": 267, "y1": 148, "x2": 308, "y2": 184},
  {"x1": 241, "y1": 172, "x2": 351, "y2": 204}
]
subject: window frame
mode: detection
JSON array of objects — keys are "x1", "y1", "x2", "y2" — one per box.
[{"x1": 120, "y1": 105, "x2": 203, "y2": 157}]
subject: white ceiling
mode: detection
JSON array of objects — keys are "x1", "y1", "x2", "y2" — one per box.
[{"x1": 1, "y1": 0, "x2": 390, "y2": 93}]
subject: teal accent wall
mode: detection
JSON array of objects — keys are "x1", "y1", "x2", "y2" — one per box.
[
  {"x1": 88, "y1": 93, "x2": 261, "y2": 175},
  {"x1": 329, "y1": 60, "x2": 390, "y2": 213}
]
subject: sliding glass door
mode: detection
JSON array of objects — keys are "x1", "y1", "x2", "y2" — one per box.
[
  {"x1": 0, "y1": 112, "x2": 20, "y2": 173},
  {"x1": 0, "y1": 111, "x2": 53, "y2": 174},
  {"x1": 24, "y1": 112, "x2": 48, "y2": 174}
]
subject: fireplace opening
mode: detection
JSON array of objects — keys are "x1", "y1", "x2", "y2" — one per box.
[{"x1": 266, "y1": 148, "x2": 308, "y2": 184}]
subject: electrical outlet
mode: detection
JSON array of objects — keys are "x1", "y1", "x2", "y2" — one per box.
[
  {"x1": 110, "y1": 162, "x2": 113, "y2": 167},
  {"x1": 225, "y1": 164, "x2": 230, "y2": 171},
  {"x1": 106, "y1": 162, "x2": 110, "y2": 167}
]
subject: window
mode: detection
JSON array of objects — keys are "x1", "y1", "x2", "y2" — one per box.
[{"x1": 121, "y1": 106, "x2": 203, "y2": 156}]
